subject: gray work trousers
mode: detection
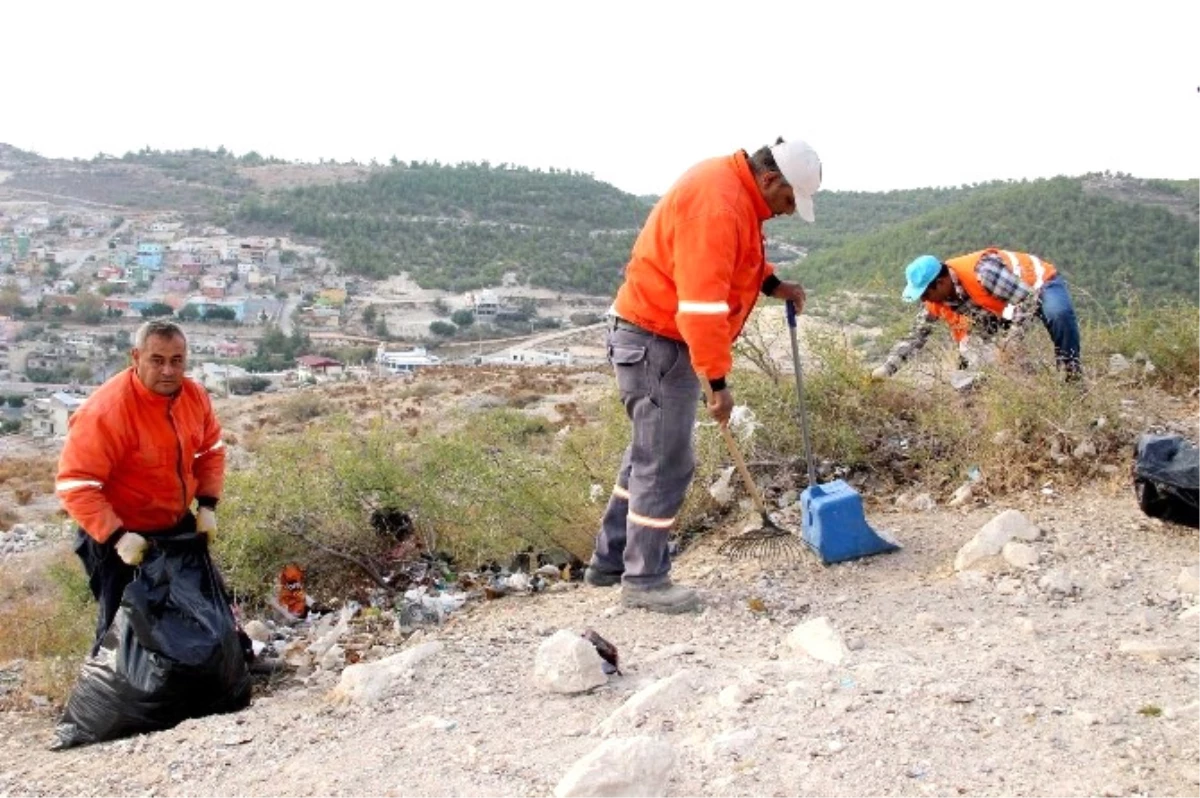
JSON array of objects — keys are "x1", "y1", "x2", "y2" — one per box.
[{"x1": 590, "y1": 322, "x2": 700, "y2": 587}]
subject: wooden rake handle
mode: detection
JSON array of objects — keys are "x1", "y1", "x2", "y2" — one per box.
[{"x1": 699, "y1": 378, "x2": 772, "y2": 519}]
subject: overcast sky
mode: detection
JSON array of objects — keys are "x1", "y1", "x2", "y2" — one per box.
[{"x1": 5, "y1": 1, "x2": 1197, "y2": 196}]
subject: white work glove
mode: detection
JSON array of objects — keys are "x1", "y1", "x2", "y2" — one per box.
[
  {"x1": 115, "y1": 532, "x2": 148, "y2": 566},
  {"x1": 870, "y1": 365, "x2": 891, "y2": 381},
  {"x1": 197, "y1": 507, "x2": 217, "y2": 538}
]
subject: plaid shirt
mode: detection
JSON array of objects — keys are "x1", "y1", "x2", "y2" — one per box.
[{"x1": 881, "y1": 255, "x2": 1041, "y2": 374}]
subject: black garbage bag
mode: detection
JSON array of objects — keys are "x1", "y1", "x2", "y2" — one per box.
[
  {"x1": 1133, "y1": 434, "x2": 1199, "y2": 529},
  {"x1": 53, "y1": 532, "x2": 252, "y2": 749}
]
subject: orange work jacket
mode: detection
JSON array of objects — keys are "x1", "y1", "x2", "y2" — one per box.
[
  {"x1": 56, "y1": 368, "x2": 226, "y2": 543},
  {"x1": 612, "y1": 150, "x2": 776, "y2": 382},
  {"x1": 925, "y1": 248, "x2": 1058, "y2": 342}
]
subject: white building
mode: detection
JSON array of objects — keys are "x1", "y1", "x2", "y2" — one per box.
[
  {"x1": 480, "y1": 349, "x2": 573, "y2": 367},
  {"x1": 376, "y1": 345, "x2": 441, "y2": 375}
]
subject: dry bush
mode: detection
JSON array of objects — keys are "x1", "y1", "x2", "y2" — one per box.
[
  {"x1": 14, "y1": 488, "x2": 33, "y2": 505},
  {"x1": 0, "y1": 545, "x2": 93, "y2": 704},
  {"x1": 279, "y1": 393, "x2": 327, "y2": 424}
]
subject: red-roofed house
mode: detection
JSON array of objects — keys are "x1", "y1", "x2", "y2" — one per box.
[{"x1": 296, "y1": 354, "x2": 344, "y2": 381}]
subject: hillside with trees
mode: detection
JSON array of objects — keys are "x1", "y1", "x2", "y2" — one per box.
[
  {"x1": 1, "y1": 143, "x2": 1193, "y2": 306},
  {"x1": 777, "y1": 175, "x2": 1198, "y2": 312},
  {"x1": 235, "y1": 162, "x2": 650, "y2": 294}
]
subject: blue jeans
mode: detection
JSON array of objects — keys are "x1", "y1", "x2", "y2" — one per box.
[{"x1": 1038, "y1": 276, "x2": 1081, "y2": 373}]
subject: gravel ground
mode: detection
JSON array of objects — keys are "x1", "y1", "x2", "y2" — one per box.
[{"x1": 1, "y1": 483, "x2": 1197, "y2": 797}]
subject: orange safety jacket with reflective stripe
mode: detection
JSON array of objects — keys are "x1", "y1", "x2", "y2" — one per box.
[
  {"x1": 612, "y1": 151, "x2": 775, "y2": 382},
  {"x1": 924, "y1": 248, "x2": 1058, "y2": 343},
  {"x1": 55, "y1": 368, "x2": 226, "y2": 543}
]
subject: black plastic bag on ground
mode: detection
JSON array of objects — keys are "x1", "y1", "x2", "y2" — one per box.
[
  {"x1": 53, "y1": 532, "x2": 252, "y2": 749},
  {"x1": 1133, "y1": 434, "x2": 1199, "y2": 529}
]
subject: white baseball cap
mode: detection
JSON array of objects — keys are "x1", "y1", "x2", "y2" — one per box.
[{"x1": 769, "y1": 139, "x2": 822, "y2": 222}]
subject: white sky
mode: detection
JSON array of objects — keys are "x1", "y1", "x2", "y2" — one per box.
[{"x1": 4, "y1": 1, "x2": 1197, "y2": 196}]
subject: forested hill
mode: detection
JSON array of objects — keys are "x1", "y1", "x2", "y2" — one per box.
[
  {"x1": 233, "y1": 159, "x2": 1196, "y2": 305},
  {"x1": 774, "y1": 175, "x2": 1199, "y2": 309},
  {"x1": 235, "y1": 162, "x2": 651, "y2": 294}
]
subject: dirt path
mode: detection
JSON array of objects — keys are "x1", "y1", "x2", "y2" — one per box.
[{"x1": 2, "y1": 484, "x2": 1196, "y2": 797}]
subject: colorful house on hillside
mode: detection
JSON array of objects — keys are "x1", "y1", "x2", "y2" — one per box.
[{"x1": 136, "y1": 242, "x2": 163, "y2": 269}]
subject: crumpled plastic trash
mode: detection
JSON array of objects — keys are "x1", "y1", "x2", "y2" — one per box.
[
  {"x1": 398, "y1": 586, "x2": 468, "y2": 628},
  {"x1": 728, "y1": 405, "x2": 760, "y2": 442}
]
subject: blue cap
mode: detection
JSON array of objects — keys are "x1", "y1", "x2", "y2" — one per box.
[{"x1": 902, "y1": 255, "x2": 942, "y2": 302}]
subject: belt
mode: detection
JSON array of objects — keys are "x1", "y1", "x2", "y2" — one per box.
[{"x1": 608, "y1": 316, "x2": 650, "y2": 335}]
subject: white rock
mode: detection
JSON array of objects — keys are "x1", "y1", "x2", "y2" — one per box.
[
  {"x1": 282, "y1": 639, "x2": 313, "y2": 668},
  {"x1": 948, "y1": 483, "x2": 973, "y2": 508},
  {"x1": 1038, "y1": 570, "x2": 1078, "y2": 598},
  {"x1": 243, "y1": 620, "x2": 271, "y2": 643},
  {"x1": 1166, "y1": 700, "x2": 1199, "y2": 719},
  {"x1": 950, "y1": 371, "x2": 979, "y2": 391},
  {"x1": 908, "y1": 493, "x2": 936, "y2": 512},
  {"x1": 1108, "y1": 354, "x2": 1131, "y2": 375},
  {"x1": 319, "y1": 644, "x2": 344, "y2": 671},
  {"x1": 1072, "y1": 439, "x2": 1097, "y2": 459},
  {"x1": 554, "y1": 736, "x2": 675, "y2": 798},
  {"x1": 996, "y1": 577, "x2": 1022, "y2": 595},
  {"x1": 329, "y1": 641, "x2": 443, "y2": 705},
  {"x1": 1002, "y1": 542, "x2": 1039, "y2": 570},
  {"x1": 785, "y1": 616, "x2": 849, "y2": 665},
  {"x1": 534, "y1": 630, "x2": 608, "y2": 694},
  {"x1": 308, "y1": 605, "x2": 354, "y2": 658},
  {"x1": 1178, "y1": 565, "x2": 1199, "y2": 596},
  {"x1": 717, "y1": 683, "x2": 759, "y2": 707},
  {"x1": 992, "y1": 509, "x2": 1041, "y2": 541},
  {"x1": 645, "y1": 643, "x2": 696, "y2": 662},
  {"x1": 406, "y1": 715, "x2": 457, "y2": 731},
  {"x1": 594, "y1": 671, "x2": 695, "y2": 737},
  {"x1": 709, "y1": 727, "x2": 760, "y2": 759},
  {"x1": 1117, "y1": 640, "x2": 1193, "y2": 662},
  {"x1": 955, "y1": 510, "x2": 1037, "y2": 571}
]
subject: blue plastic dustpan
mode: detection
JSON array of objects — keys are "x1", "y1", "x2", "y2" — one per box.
[
  {"x1": 786, "y1": 300, "x2": 901, "y2": 565},
  {"x1": 800, "y1": 480, "x2": 899, "y2": 564}
]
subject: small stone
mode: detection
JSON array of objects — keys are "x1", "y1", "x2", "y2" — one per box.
[
  {"x1": 1118, "y1": 640, "x2": 1192, "y2": 662},
  {"x1": 909, "y1": 493, "x2": 936, "y2": 512},
  {"x1": 1178, "y1": 565, "x2": 1199, "y2": 596},
  {"x1": 319, "y1": 644, "x2": 344, "y2": 671},
  {"x1": 534, "y1": 630, "x2": 608, "y2": 694},
  {"x1": 996, "y1": 577, "x2": 1022, "y2": 595},
  {"x1": 718, "y1": 683, "x2": 759, "y2": 707},
  {"x1": 1038, "y1": 570, "x2": 1078, "y2": 597},
  {"x1": 948, "y1": 483, "x2": 973, "y2": 508},
  {"x1": 243, "y1": 620, "x2": 271, "y2": 643},
  {"x1": 646, "y1": 643, "x2": 696, "y2": 662},
  {"x1": 710, "y1": 727, "x2": 760, "y2": 758},
  {"x1": 955, "y1": 510, "x2": 1039, "y2": 572},
  {"x1": 785, "y1": 617, "x2": 849, "y2": 665}
]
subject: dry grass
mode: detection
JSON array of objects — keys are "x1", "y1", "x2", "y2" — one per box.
[{"x1": 0, "y1": 544, "x2": 93, "y2": 705}]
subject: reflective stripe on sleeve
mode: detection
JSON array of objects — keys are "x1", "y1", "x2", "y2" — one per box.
[
  {"x1": 677, "y1": 301, "x2": 730, "y2": 315},
  {"x1": 55, "y1": 479, "x2": 103, "y2": 493}
]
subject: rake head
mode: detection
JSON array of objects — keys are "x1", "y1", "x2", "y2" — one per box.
[{"x1": 716, "y1": 524, "x2": 814, "y2": 563}]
